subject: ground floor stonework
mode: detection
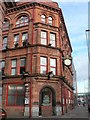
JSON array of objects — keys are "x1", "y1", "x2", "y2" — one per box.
[{"x1": 2, "y1": 76, "x2": 74, "y2": 118}]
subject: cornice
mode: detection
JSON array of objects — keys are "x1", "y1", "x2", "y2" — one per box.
[
  {"x1": 4, "y1": 0, "x2": 16, "y2": 8},
  {"x1": 6, "y1": 2, "x2": 60, "y2": 14},
  {"x1": 2, "y1": 44, "x2": 62, "y2": 52}
]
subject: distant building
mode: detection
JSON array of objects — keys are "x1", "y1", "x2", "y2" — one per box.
[
  {"x1": 72, "y1": 62, "x2": 77, "y2": 106},
  {"x1": 1, "y1": 0, "x2": 74, "y2": 118}
]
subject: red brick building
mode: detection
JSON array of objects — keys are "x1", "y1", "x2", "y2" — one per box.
[{"x1": 1, "y1": 0, "x2": 74, "y2": 118}]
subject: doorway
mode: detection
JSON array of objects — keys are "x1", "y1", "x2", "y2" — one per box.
[{"x1": 39, "y1": 86, "x2": 56, "y2": 116}]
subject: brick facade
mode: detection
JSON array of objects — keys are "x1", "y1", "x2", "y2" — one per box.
[{"x1": 2, "y1": 1, "x2": 74, "y2": 118}]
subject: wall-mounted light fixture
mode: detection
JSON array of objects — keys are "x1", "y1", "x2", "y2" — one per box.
[
  {"x1": 48, "y1": 43, "x2": 52, "y2": 46},
  {"x1": 2, "y1": 73, "x2": 7, "y2": 80},
  {"x1": 47, "y1": 71, "x2": 54, "y2": 79},
  {"x1": 21, "y1": 71, "x2": 30, "y2": 79},
  {"x1": 15, "y1": 43, "x2": 18, "y2": 48}
]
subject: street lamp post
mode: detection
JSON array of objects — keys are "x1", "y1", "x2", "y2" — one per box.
[
  {"x1": 61, "y1": 55, "x2": 72, "y2": 115},
  {"x1": 85, "y1": 29, "x2": 90, "y2": 112}
]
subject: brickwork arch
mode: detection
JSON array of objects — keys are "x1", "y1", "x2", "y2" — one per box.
[
  {"x1": 39, "y1": 85, "x2": 56, "y2": 116},
  {"x1": 39, "y1": 12, "x2": 48, "y2": 18},
  {"x1": 2, "y1": 17, "x2": 11, "y2": 31},
  {"x1": 3, "y1": 17, "x2": 11, "y2": 23},
  {"x1": 12, "y1": 11, "x2": 32, "y2": 28}
]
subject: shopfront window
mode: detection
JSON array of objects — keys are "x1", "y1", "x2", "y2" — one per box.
[{"x1": 8, "y1": 84, "x2": 25, "y2": 106}]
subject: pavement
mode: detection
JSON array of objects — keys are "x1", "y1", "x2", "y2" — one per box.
[
  {"x1": 6, "y1": 105, "x2": 90, "y2": 120},
  {"x1": 60, "y1": 105, "x2": 89, "y2": 119}
]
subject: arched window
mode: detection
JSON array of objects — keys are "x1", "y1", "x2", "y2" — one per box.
[
  {"x1": 41, "y1": 15, "x2": 46, "y2": 24},
  {"x1": 2, "y1": 19, "x2": 10, "y2": 31},
  {"x1": 48, "y1": 16, "x2": 53, "y2": 25},
  {"x1": 16, "y1": 15, "x2": 28, "y2": 27}
]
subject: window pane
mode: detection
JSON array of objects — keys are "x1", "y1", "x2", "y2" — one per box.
[
  {"x1": 50, "y1": 40, "x2": 55, "y2": 47},
  {"x1": 2, "y1": 37, "x2": 7, "y2": 49},
  {"x1": 12, "y1": 60, "x2": 16, "y2": 67},
  {"x1": 3, "y1": 19, "x2": 9, "y2": 31},
  {"x1": 20, "y1": 67, "x2": 25, "y2": 74},
  {"x1": 48, "y1": 17, "x2": 52, "y2": 25},
  {"x1": 40, "y1": 66, "x2": 46, "y2": 74},
  {"x1": 17, "y1": 85, "x2": 25, "y2": 94},
  {"x1": 50, "y1": 33, "x2": 55, "y2": 47},
  {"x1": 22, "y1": 33, "x2": 28, "y2": 41},
  {"x1": 50, "y1": 33, "x2": 55, "y2": 40},
  {"x1": 8, "y1": 96, "x2": 15, "y2": 105},
  {"x1": 41, "y1": 31, "x2": 47, "y2": 45},
  {"x1": 14, "y1": 35, "x2": 19, "y2": 44},
  {"x1": 40, "y1": 57, "x2": 46, "y2": 65},
  {"x1": 17, "y1": 96, "x2": 24, "y2": 105},
  {"x1": 8, "y1": 85, "x2": 25, "y2": 106},
  {"x1": 2, "y1": 44, "x2": 7, "y2": 50},
  {"x1": 41, "y1": 39, "x2": 47, "y2": 45},
  {"x1": 16, "y1": 16, "x2": 28, "y2": 27},
  {"x1": 41, "y1": 31, "x2": 46, "y2": 38},
  {"x1": 50, "y1": 59, "x2": 56, "y2": 67},
  {"x1": 3, "y1": 37, "x2": 7, "y2": 43},
  {"x1": 11, "y1": 69, "x2": 16, "y2": 75},
  {"x1": 50, "y1": 68, "x2": 56, "y2": 75},
  {"x1": 8, "y1": 85, "x2": 16, "y2": 94},
  {"x1": 20, "y1": 58, "x2": 26, "y2": 66},
  {"x1": 2, "y1": 61, "x2": 5, "y2": 68},
  {"x1": 41, "y1": 15, "x2": 45, "y2": 23}
]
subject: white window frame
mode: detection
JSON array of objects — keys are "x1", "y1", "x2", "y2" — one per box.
[
  {"x1": 11, "y1": 60, "x2": 17, "y2": 75},
  {"x1": 50, "y1": 58, "x2": 56, "y2": 75},
  {"x1": 50, "y1": 33, "x2": 56, "y2": 47},
  {"x1": 48, "y1": 16, "x2": 52, "y2": 25},
  {"x1": 40, "y1": 57, "x2": 47, "y2": 74},
  {"x1": 41, "y1": 15, "x2": 46, "y2": 24},
  {"x1": 2, "y1": 37, "x2": 7, "y2": 50},
  {"x1": 22, "y1": 32, "x2": 28, "y2": 42},
  {"x1": 41, "y1": 31, "x2": 47, "y2": 45}
]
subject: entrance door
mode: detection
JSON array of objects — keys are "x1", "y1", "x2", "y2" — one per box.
[{"x1": 39, "y1": 87, "x2": 56, "y2": 116}]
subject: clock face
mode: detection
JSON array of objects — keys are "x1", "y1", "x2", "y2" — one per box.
[{"x1": 64, "y1": 58, "x2": 71, "y2": 66}]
